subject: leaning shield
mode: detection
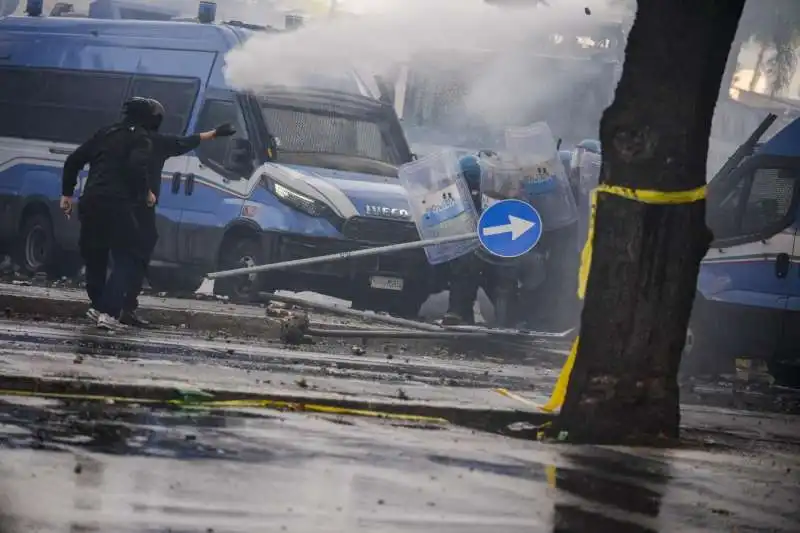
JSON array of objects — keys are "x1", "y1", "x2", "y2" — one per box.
[
  {"x1": 502, "y1": 123, "x2": 578, "y2": 231},
  {"x1": 577, "y1": 150, "x2": 601, "y2": 249},
  {"x1": 578, "y1": 150, "x2": 602, "y2": 205},
  {"x1": 398, "y1": 149, "x2": 479, "y2": 265}
]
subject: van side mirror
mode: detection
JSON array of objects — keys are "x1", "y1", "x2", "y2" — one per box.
[{"x1": 224, "y1": 138, "x2": 254, "y2": 177}]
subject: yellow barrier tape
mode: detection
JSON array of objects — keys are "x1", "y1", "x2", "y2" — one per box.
[
  {"x1": 545, "y1": 464, "x2": 557, "y2": 488},
  {"x1": 540, "y1": 183, "x2": 707, "y2": 414},
  {"x1": 0, "y1": 389, "x2": 449, "y2": 425},
  {"x1": 201, "y1": 399, "x2": 449, "y2": 424},
  {"x1": 493, "y1": 388, "x2": 538, "y2": 406}
]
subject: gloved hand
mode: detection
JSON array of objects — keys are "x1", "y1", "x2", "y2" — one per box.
[{"x1": 214, "y1": 123, "x2": 236, "y2": 137}]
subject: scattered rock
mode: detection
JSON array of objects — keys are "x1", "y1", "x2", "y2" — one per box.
[
  {"x1": 351, "y1": 345, "x2": 366, "y2": 356},
  {"x1": 280, "y1": 313, "x2": 311, "y2": 345}
]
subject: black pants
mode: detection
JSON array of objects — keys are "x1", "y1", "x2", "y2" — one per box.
[
  {"x1": 447, "y1": 252, "x2": 519, "y2": 325},
  {"x1": 123, "y1": 205, "x2": 158, "y2": 313},
  {"x1": 447, "y1": 253, "x2": 483, "y2": 321},
  {"x1": 79, "y1": 196, "x2": 141, "y2": 319}
]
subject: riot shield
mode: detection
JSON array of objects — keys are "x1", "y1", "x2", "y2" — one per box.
[
  {"x1": 578, "y1": 150, "x2": 602, "y2": 206},
  {"x1": 398, "y1": 149, "x2": 479, "y2": 265},
  {"x1": 480, "y1": 123, "x2": 578, "y2": 233},
  {"x1": 577, "y1": 150, "x2": 601, "y2": 251}
]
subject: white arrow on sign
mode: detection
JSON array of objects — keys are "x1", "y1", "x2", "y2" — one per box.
[{"x1": 482, "y1": 215, "x2": 536, "y2": 241}]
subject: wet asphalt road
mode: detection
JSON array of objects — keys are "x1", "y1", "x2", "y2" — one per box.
[
  {"x1": 0, "y1": 310, "x2": 798, "y2": 532},
  {"x1": 1, "y1": 394, "x2": 799, "y2": 532}
]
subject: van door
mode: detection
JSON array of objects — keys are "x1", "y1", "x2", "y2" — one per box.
[
  {"x1": 178, "y1": 95, "x2": 254, "y2": 267},
  {"x1": 704, "y1": 154, "x2": 800, "y2": 359},
  {"x1": 781, "y1": 209, "x2": 800, "y2": 374},
  {"x1": 126, "y1": 75, "x2": 202, "y2": 265}
]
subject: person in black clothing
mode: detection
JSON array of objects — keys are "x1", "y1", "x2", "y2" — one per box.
[
  {"x1": 119, "y1": 97, "x2": 236, "y2": 327},
  {"x1": 60, "y1": 98, "x2": 157, "y2": 331}
]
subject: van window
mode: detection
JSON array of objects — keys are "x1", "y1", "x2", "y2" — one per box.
[
  {"x1": 0, "y1": 67, "x2": 129, "y2": 144},
  {"x1": 708, "y1": 165, "x2": 799, "y2": 241},
  {"x1": 195, "y1": 99, "x2": 247, "y2": 171},
  {"x1": 128, "y1": 76, "x2": 200, "y2": 135},
  {"x1": 707, "y1": 177, "x2": 746, "y2": 239},
  {"x1": 740, "y1": 168, "x2": 798, "y2": 234}
]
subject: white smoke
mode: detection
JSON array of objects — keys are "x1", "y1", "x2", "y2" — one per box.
[{"x1": 223, "y1": 0, "x2": 622, "y2": 139}]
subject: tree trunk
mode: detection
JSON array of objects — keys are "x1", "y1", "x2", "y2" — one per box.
[
  {"x1": 719, "y1": 33, "x2": 745, "y2": 102},
  {"x1": 750, "y1": 44, "x2": 767, "y2": 92},
  {"x1": 557, "y1": 0, "x2": 745, "y2": 445}
]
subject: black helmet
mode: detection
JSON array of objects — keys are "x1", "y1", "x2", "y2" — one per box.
[{"x1": 123, "y1": 97, "x2": 165, "y2": 131}]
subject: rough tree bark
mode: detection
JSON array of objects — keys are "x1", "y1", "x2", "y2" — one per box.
[{"x1": 557, "y1": 0, "x2": 746, "y2": 445}]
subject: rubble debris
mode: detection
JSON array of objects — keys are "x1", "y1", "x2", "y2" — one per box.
[
  {"x1": 280, "y1": 312, "x2": 311, "y2": 345},
  {"x1": 351, "y1": 345, "x2": 366, "y2": 356}
]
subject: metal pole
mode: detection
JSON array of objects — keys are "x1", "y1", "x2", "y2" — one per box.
[
  {"x1": 262, "y1": 292, "x2": 445, "y2": 332},
  {"x1": 307, "y1": 328, "x2": 490, "y2": 339},
  {"x1": 206, "y1": 233, "x2": 477, "y2": 279}
]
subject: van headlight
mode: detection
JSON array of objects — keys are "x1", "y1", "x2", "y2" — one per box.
[{"x1": 270, "y1": 181, "x2": 326, "y2": 217}]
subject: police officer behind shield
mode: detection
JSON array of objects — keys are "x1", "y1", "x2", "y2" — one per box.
[
  {"x1": 443, "y1": 153, "x2": 486, "y2": 325},
  {"x1": 60, "y1": 97, "x2": 156, "y2": 331},
  {"x1": 444, "y1": 151, "x2": 521, "y2": 326},
  {"x1": 120, "y1": 97, "x2": 236, "y2": 327}
]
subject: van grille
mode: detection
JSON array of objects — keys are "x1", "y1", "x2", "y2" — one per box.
[{"x1": 342, "y1": 217, "x2": 419, "y2": 244}]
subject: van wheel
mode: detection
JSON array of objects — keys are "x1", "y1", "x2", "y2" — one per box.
[
  {"x1": 214, "y1": 235, "x2": 264, "y2": 302},
  {"x1": 680, "y1": 324, "x2": 732, "y2": 378},
  {"x1": 14, "y1": 213, "x2": 57, "y2": 277},
  {"x1": 147, "y1": 269, "x2": 203, "y2": 295}
]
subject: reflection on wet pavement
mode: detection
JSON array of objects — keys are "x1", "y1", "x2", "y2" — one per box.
[{"x1": 0, "y1": 395, "x2": 797, "y2": 532}]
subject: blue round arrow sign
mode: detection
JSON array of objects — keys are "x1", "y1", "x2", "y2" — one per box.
[{"x1": 477, "y1": 199, "x2": 543, "y2": 258}]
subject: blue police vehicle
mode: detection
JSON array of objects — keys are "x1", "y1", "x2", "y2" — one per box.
[
  {"x1": 0, "y1": 0, "x2": 437, "y2": 316},
  {"x1": 569, "y1": 116, "x2": 800, "y2": 385}
]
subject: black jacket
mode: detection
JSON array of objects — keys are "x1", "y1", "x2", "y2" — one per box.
[
  {"x1": 62, "y1": 123, "x2": 153, "y2": 203},
  {"x1": 147, "y1": 133, "x2": 202, "y2": 198}
]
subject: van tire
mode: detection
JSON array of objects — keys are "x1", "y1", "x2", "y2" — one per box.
[
  {"x1": 214, "y1": 235, "x2": 265, "y2": 302},
  {"x1": 14, "y1": 213, "x2": 58, "y2": 277},
  {"x1": 680, "y1": 314, "x2": 733, "y2": 378}
]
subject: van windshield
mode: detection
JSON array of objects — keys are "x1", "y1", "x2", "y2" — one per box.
[{"x1": 258, "y1": 96, "x2": 410, "y2": 176}]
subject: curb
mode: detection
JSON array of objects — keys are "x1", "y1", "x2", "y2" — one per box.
[
  {"x1": 0, "y1": 374, "x2": 555, "y2": 436},
  {"x1": 0, "y1": 289, "x2": 280, "y2": 338},
  {"x1": 0, "y1": 287, "x2": 562, "y2": 360}
]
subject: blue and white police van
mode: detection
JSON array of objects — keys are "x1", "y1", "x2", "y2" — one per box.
[
  {"x1": 688, "y1": 115, "x2": 800, "y2": 384},
  {"x1": 0, "y1": 0, "x2": 438, "y2": 316}
]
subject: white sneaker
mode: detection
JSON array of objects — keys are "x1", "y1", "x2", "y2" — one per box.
[
  {"x1": 96, "y1": 313, "x2": 125, "y2": 331},
  {"x1": 86, "y1": 308, "x2": 100, "y2": 321}
]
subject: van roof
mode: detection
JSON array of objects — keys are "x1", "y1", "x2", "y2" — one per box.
[{"x1": 0, "y1": 15, "x2": 248, "y2": 51}]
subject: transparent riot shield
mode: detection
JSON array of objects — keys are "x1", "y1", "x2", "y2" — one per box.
[
  {"x1": 398, "y1": 149, "x2": 479, "y2": 265},
  {"x1": 577, "y1": 150, "x2": 601, "y2": 252},
  {"x1": 502, "y1": 123, "x2": 578, "y2": 231}
]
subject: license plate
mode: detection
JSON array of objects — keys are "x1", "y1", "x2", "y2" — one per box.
[{"x1": 369, "y1": 276, "x2": 404, "y2": 291}]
